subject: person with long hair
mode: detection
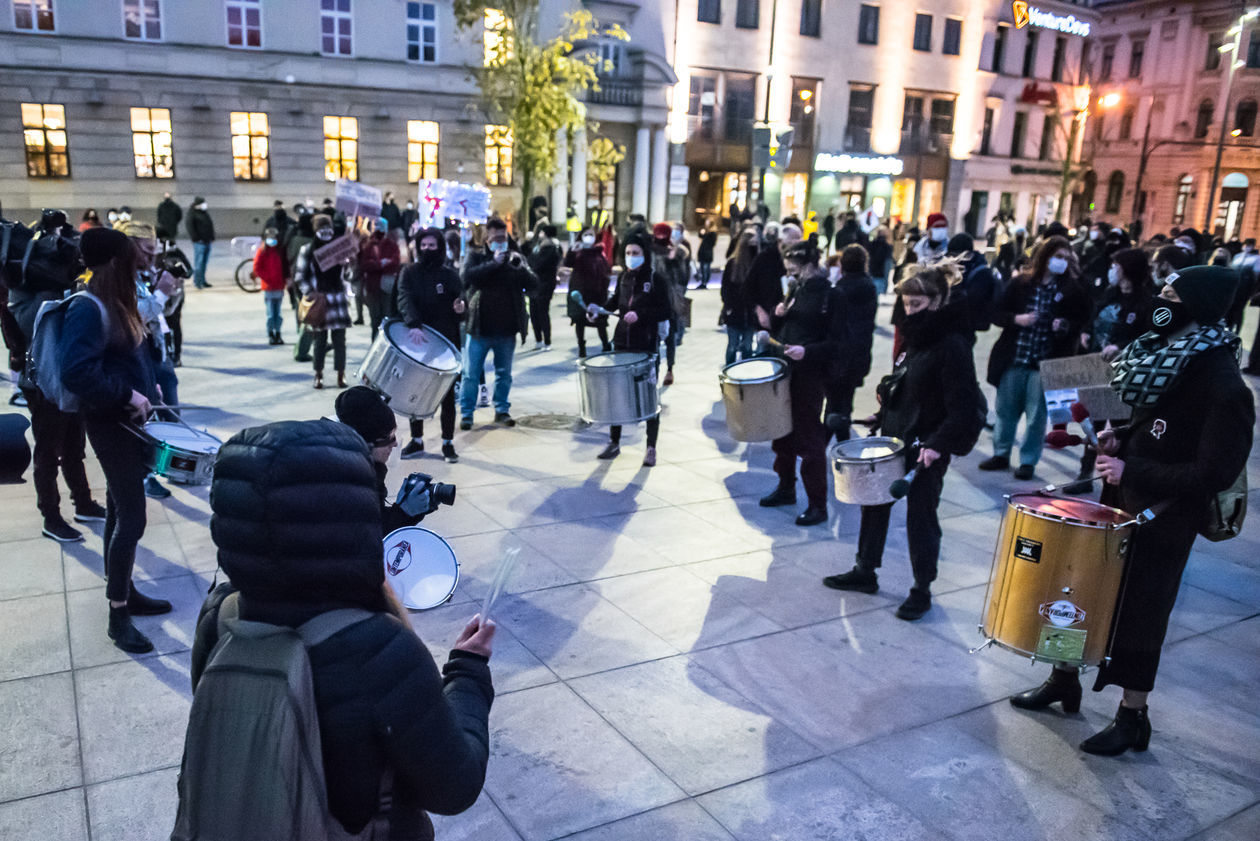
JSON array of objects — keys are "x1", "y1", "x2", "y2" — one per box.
[
  {"x1": 720, "y1": 227, "x2": 759, "y2": 364},
  {"x1": 60, "y1": 227, "x2": 171, "y2": 653},
  {"x1": 564, "y1": 226, "x2": 613, "y2": 358}
]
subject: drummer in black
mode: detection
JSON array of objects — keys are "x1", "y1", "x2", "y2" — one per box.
[
  {"x1": 758, "y1": 241, "x2": 844, "y2": 526},
  {"x1": 397, "y1": 228, "x2": 465, "y2": 464},
  {"x1": 1010, "y1": 265, "x2": 1254, "y2": 756},
  {"x1": 596, "y1": 231, "x2": 670, "y2": 467},
  {"x1": 821, "y1": 263, "x2": 984, "y2": 620}
]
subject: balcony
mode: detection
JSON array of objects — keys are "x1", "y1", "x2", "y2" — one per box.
[
  {"x1": 899, "y1": 130, "x2": 953, "y2": 156},
  {"x1": 584, "y1": 80, "x2": 643, "y2": 107},
  {"x1": 843, "y1": 126, "x2": 872, "y2": 153}
]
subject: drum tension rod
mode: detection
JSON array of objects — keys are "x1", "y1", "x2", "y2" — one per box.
[{"x1": 968, "y1": 638, "x2": 995, "y2": 655}]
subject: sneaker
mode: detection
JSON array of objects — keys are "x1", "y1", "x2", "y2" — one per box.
[
  {"x1": 1014, "y1": 464, "x2": 1036, "y2": 481},
  {"x1": 400, "y1": 440, "x2": 425, "y2": 459},
  {"x1": 597, "y1": 441, "x2": 621, "y2": 459},
  {"x1": 494, "y1": 412, "x2": 516, "y2": 427},
  {"x1": 144, "y1": 475, "x2": 171, "y2": 499},
  {"x1": 442, "y1": 442, "x2": 459, "y2": 463},
  {"x1": 895, "y1": 588, "x2": 932, "y2": 621},
  {"x1": 822, "y1": 567, "x2": 879, "y2": 593},
  {"x1": 543, "y1": 344, "x2": 552, "y2": 352},
  {"x1": 460, "y1": 417, "x2": 473, "y2": 431},
  {"x1": 642, "y1": 446, "x2": 657, "y2": 467},
  {"x1": 534, "y1": 341, "x2": 545, "y2": 351},
  {"x1": 477, "y1": 385, "x2": 491, "y2": 408},
  {"x1": 978, "y1": 455, "x2": 1010, "y2": 471},
  {"x1": 8, "y1": 391, "x2": 27, "y2": 407},
  {"x1": 795, "y1": 505, "x2": 828, "y2": 526},
  {"x1": 42, "y1": 517, "x2": 84, "y2": 543},
  {"x1": 73, "y1": 501, "x2": 108, "y2": 523}
]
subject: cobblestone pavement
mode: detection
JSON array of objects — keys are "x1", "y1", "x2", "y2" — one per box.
[{"x1": 2, "y1": 246, "x2": 1258, "y2": 841}]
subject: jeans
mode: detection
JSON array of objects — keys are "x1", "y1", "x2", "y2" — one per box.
[
  {"x1": 192, "y1": 242, "x2": 211, "y2": 288},
  {"x1": 312, "y1": 328, "x2": 346, "y2": 373},
  {"x1": 460, "y1": 334, "x2": 515, "y2": 416},
  {"x1": 86, "y1": 420, "x2": 149, "y2": 603},
  {"x1": 696, "y1": 261, "x2": 712, "y2": 288},
  {"x1": 23, "y1": 387, "x2": 92, "y2": 520},
  {"x1": 856, "y1": 455, "x2": 949, "y2": 589},
  {"x1": 993, "y1": 365, "x2": 1047, "y2": 467},
  {"x1": 725, "y1": 326, "x2": 755, "y2": 365},
  {"x1": 263, "y1": 290, "x2": 285, "y2": 335},
  {"x1": 155, "y1": 360, "x2": 179, "y2": 420}
]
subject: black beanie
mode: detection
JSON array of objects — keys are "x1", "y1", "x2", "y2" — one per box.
[
  {"x1": 947, "y1": 232, "x2": 974, "y2": 255},
  {"x1": 334, "y1": 386, "x2": 396, "y2": 445},
  {"x1": 1170, "y1": 265, "x2": 1239, "y2": 325},
  {"x1": 80, "y1": 226, "x2": 130, "y2": 268}
]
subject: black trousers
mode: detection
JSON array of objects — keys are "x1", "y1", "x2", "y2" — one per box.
[
  {"x1": 610, "y1": 415, "x2": 660, "y2": 447},
  {"x1": 1249, "y1": 315, "x2": 1260, "y2": 369},
  {"x1": 167, "y1": 298, "x2": 184, "y2": 358},
  {"x1": 855, "y1": 455, "x2": 948, "y2": 589},
  {"x1": 24, "y1": 387, "x2": 92, "y2": 520},
  {"x1": 409, "y1": 378, "x2": 458, "y2": 441},
  {"x1": 85, "y1": 420, "x2": 150, "y2": 602},
  {"x1": 312, "y1": 328, "x2": 347, "y2": 373},
  {"x1": 530, "y1": 294, "x2": 553, "y2": 344},
  {"x1": 574, "y1": 321, "x2": 610, "y2": 355},
  {"x1": 771, "y1": 375, "x2": 829, "y2": 508},
  {"x1": 824, "y1": 378, "x2": 859, "y2": 443}
]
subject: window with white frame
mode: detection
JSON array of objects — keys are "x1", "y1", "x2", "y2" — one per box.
[
  {"x1": 123, "y1": 0, "x2": 162, "y2": 41},
  {"x1": 230, "y1": 111, "x2": 270, "y2": 181},
  {"x1": 408, "y1": 121, "x2": 439, "y2": 182},
  {"x1": 324, "y1": 116, "x2": 358, "y2": 181},
  {"x1": 131, "y1": 107, "x2": 174, "y2": 178},
  {"x1": 13, "y1": 0, "x2": 55, "y2": 32},
  {"x1": 226, "y1": 0, "x2": 262, "y2": 48},
  {"x1": 484, "y1": 125, "x2": 513, "y2": 186},
  {"x1": 406, "y1": 2, "x2": 437, "y2": 63},
  {"x1": 321, "y1": 0, "x2": 353, "y2": 57}
]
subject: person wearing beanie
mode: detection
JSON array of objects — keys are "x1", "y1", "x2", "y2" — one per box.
[
  {"x1": 913, "y1": 212, "x2": 949, "y2": 263},
  {"x1": 185, "y1": 195, "x2": 214, "y2": 288},
  {"x1": 650, "y1": 221, "x2": 690, "y2": 385},
  {"x1": 357, "y1": 216, "x2": 401, "y2": 341},
  {"x1": 295, "y1": 213, "x2": 353, "y2": 389},
  {"x1": 334, "y1": 386, "x2": 428, "y2": 533},
  {"x1": 186, "y1": 419, "x2": 495, "y2": 837},
  {"x1": 564, "y1": 225, "x2": 613, "y2": 357},
  {"x1": 1011, "y1": 264, "x2": 1254, "y2": 757},
  {"x1": 396, "y1": 227, "x2": 466, "y2": 462},
  {"x1": 61, "y1": 224, "x2": 171, "y2": 654},
  {"x1": 946, "y1": 231, "x2": 1000, "y2": 337}
]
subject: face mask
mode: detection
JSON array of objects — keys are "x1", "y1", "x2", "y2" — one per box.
[
  {"x1": 315, "y1": 228, "x2": 333, "y2": 242},
  {"x1": 1089, "y1": 230, "x2": 1100, "y2": 241},
  {"x1": 1107, "y1": 265, "x2": 1121, "y2": 286},
  {"x1": 489, "y1": 240, "x2": 508, "y2": 254},
  {"x1": 626, "y1": 254, "x2": 645, "y2": 270},
  {"x1": 419, "y1": 247, "x2": 442, "y2": 265},
  {"x1": 405, "y1": 202, "x2": 414, "y2": 210},
  {"x1": 1175, "y1": 238, "x2": 1195, "y2": 252},
  {"x1": 828, "y1": 266, "x2": 841, "y2": 283},
  {"x1": 581, "y1": 234, "x2": 596, "y2": 246},
  {"x1": 671, "y1": 230, "x2": 683, "y2": 242},
  {"x1": 107, "y1": 213, "x2": 118, "y2": 223},
  {"x1": 1149, "y1": 299, "x2": 1192, "y2": 334},
  {"x1": 197, "y1": 203, "x2": 207, "y2": 211},
  {"x1": 265, "y1": 238, "x2": 278, "y2": 247},
  {"x1": 1047, "y1": 256, "x2": 1069, "y2": 276},
  {"x1": 929, "y1": 226, "x2": 948, "y2": 243}
]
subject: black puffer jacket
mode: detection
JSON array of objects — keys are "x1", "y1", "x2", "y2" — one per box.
[{"x1": 201, "y1": 420, "x2": 493, "y2": 835}]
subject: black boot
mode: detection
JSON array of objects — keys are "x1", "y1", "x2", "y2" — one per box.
[
  {"x1": 1081, "y1": 704, "x2": 1151, "y2": 756},
  {"x1": 127, "y1": 583, "x2": 173, "y2": 616},
  {"x1": 822, "y1": 565, "x2": 879, "y2": 593},
  {"x1": 1010, "y1": 668, "x2": 1082, "y2": 714},
  {"x1": 759, "y1": 484, "x2": 797, "y2": 507},
  {"x1": 895, "y1": 587, "x2": 931, "y2": 621},
  {"x1": 108, "y1": 605, "x2": 154, "y2": 654}
]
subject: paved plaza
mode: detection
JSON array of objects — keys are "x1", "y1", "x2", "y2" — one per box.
[{"x1": 1, "y1": 248, "x2": 1258, "y2": 841}]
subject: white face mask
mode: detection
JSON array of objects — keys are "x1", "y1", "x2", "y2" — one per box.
[
  {"x1": 1047, "y1": 256, "x2": 1069, "y2": 276},
  {"x1": 581, "y1": 234, "x2": 596, "y2": 246},
  {"x1": 197, "y1": 203, "x2": 207, "y2": 211},
  {"x1": 671, "y1": 229, "x2": 683, "y2": 242},
  {"x1": 626, "y1": 254, "x2": 645, "y2": 270},
  {"x1": 1175, "y1": 238, "x2": 1195, "y2": 252},
  {"x1": 1108, "y1": 265, "x2": 1122, "y2": 286},
  {"x1": 828, "y1": 266, "x2": 841, "y2": 283},
  {"x1": 1089, "y1": 230, "x2": 1100, "y2": 241},
  {"x1": 405, "y1": 202, "x2": 414, "y2": 210},
  {"x1": 315, "y1": 228, "x2": 333, "y2": 241},
  {"x1": 929, "y1": 226, "x2": 948, "y2": 243}
]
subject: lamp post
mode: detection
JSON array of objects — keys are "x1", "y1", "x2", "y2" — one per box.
[
  {"x1": 1058, "y1": 91, "x2": 1118, "y2": 224},
  {"x1": 1130, "y1": 99, "x2": 1154, "y2": 227},
  {"x1": 1203, "y1": 9, "x2": 1258, "y2": 234}
]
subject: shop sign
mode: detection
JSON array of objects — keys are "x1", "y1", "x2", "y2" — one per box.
[
  {"x1": 669, "y1": 164, "x2": 690, "y2": 195},
  {"x1": 1013, "y1": 2, "x2": 1091, "y2": 38},
  {"x1": 1019, "y1": 83, "x2": 1059, "y2": 107},
  {"x1": 1011, "y1": 164, "x2": 1063, "y2": 177},
  {"x1": 814, "y1": 152, "x2": 905, "y2": 176}
]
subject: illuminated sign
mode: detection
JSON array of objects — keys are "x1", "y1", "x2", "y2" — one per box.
[
  {"x1": 1013, "y1": 2, "x2": 1091, "y2": 37},
  {"x1": 814, "y1": 153, "x2": 905, "y2": 176}
]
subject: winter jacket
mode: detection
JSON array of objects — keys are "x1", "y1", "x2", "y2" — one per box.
[
  {"x1": 771, "y1": 271, "x2": 845, "y2": 375},
  {"x1": 397, "y1": 256, "x2": 464, "y2": 346},
  {"x1": 564, "y1": 246, "x2": 612, "y2": 323},
  {"x1": 864, "y1": 237, "x2": 893, "y2": 279},
  {"x1": 296, "y1": 242, "x2": 352, "y2": 331},
  {"x1": 357, "y1": 234, "x2": 401, "y2": 295},
  {"x1": 985, "y1": 272, "x2": 1092, "y2": 387},
  {"x1": 746, "y1": 246, "x2": 785, "y2": 320},
  {"x1": 156, "y1": 198, "x2": 182, "y2": 241},
  {"x1": 462, "y1": 247, "x2": 535, "y2": 339},
  {"x1": 526, "y1": 238, "x2": 562, "y2": 298},
  {"x1": 196, "y1": 420, "x2": 493, "y2": 836},
  {"x1": 59, "y1": 295, "x2": 159, "y2": 421},
  {"x1": 720, "y1": 260, "x2": 756, "y2": 330},
  {"x1": 251, "y1": 245, "x2": 287, "y2": 292},
  {"x1": 697, "y1": 231, "x2": 717, "y2": 263},
  {"x1": 956, "y1": 250, "x2": 1000, "y2": 334},
  {"x1": 834, "y1": 220, "x2": 862, "y2": 249},
  {"x1": 381, "y1": 200, "x2": 402, "y2": 231},
  {"x1": 830, "y1": 270, "x2": 878, "y2": 384},
  {"x1": 186, "y1": 207, "x2": 215, "y2": 243},
  {"x1": 608, "y1": 263, "x2": 670, "y2": 353}
]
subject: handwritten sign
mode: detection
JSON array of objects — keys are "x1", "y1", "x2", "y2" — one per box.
[
  {"x1": 1040, "y1": 353, "x2": 1131, "y2": 422},
  {"x1": 313, "y1": 233, "x2": 358, "y2": 272},
  {"x1": 417, "y1": 179, "x2": 493, "y2": 227},
  {"x1": 334, "y1": 179, "x2": 383, "y2": 220}
]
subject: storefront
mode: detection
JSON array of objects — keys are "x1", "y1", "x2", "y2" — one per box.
[
  {"x1": 688, "y1": 169, "x2": 749, "y2": 228},
  {"x1": 808, "y1": 151, "x2": 936, "y2": 227}
]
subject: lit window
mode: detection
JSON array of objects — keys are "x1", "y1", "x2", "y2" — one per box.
[
  {"x1": 324, "y1": 116, "x2": 358, "y2": 181},
  {"x1": 407, "y1": 120, "x2": 440, "y2": 182},
  {"x1": 484, "y1": 8, "x2": 512, "y2": 67},
  {"x1": 484, "y1": 125, "x2": 513, "y2": 186},
  {"x1": 230, "y1": 111, "x2": 270, "y2": 181},
  {"x1": 131, "y1": 107, "x2": 174, "y2": 179},
  {"x1": 13, "y1": 0, "x2": 55, "y2": 32},
  {"x1": 406, "y1": 2, "x2": 437, "y2": 63},
  {"x1": 321, "y1": 0, "x2": 353, "y2": 56},
  {"x1": 124, "y1": 0, "x2": 162, "y2": 41},
  {"x1": 22, "y1": 103, "x2": 69, "y2": 178},
  {"x1": 226, "y1": 0, "x2": 262, "y2": 48}
]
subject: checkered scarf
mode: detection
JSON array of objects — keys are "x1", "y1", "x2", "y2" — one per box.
[
  {"x1": 1013, "y1": 280, "x2": 1057, "y2": 367},
  {"x1": 1110, "y1": 323, "x2": 1240, "y2": 408}
]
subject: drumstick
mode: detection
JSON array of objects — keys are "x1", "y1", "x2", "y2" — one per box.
[
  {"x1": 889, "y1": 467, "x2": 917, "y2": 500},
  {"x1": 569, "y1": 289, "x2": 616, "y2": 319},
  {"x1": 1069, "y1": 402, "x2": 1099, "y2": 449},
  {"x1": 754, "y1": 330, "x2": 783, "y2": 352},
  {"x1": 480, "y1": 546, "x2": 521, "y2": 624}
]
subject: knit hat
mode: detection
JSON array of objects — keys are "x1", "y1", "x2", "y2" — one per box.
[
  {"x1": 334, "y1": 386, "x2": 397, "y2": 446},
  {"x1": 946, "y1": 232, "x2": 974, "y2": 255},
  {"x1": 80, "y1": 226, "x2": 131, "y2": 268},
  {"x1": 625, "y1": 229, "x2": 653, "y2": 254},
  {"x1": 1043, "y1": 221, "x2": 1070, "y2": 240},
  {"x1": 312, "y1": 213, "x2": 333, "y2": 231},
  {"x1": 1169, "y1": 265, "x2": 1239, "y2": 325},
  {"x1": 782, "y1": 240, "x2": 821, "y2": 265},
  {"x1": 926, "y1": 212, "x2": 948, "y2": 229},
  {"x1": 652, "y1": 222, "x2": 672, "y2": 242}
]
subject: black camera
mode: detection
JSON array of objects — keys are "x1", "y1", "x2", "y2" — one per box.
[
  {"x1": 156, "y1": 249, "x2": 191, "y2": 280},
  {"x1": 394, "y1": 472, "x2": 456, "y2": 519}
]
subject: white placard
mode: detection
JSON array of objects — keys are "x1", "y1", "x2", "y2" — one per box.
[
  {"x1": 417, "y1": 179, "x2": 494, "y2": 227},
  {"x1": 668, "y1": 164, "x2": 690, "y2": 195},
  {"x1": 334, "y1": 179, "x2": 383, "y2": 220}
]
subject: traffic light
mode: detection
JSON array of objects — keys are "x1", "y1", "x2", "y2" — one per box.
[{"x1": 753, "y1": 124, "x2": 795, "y2": 170}]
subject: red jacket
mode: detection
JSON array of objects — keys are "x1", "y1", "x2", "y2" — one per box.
[
  {"x1": 358, "y1": 235, "x2": 401, "y2": 294},
  {"x1": 252, "y1": 245, "x2": 286, "y2": 292}
]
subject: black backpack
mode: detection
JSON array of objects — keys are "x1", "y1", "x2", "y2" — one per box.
[
  {"x1": 0, "y1": 221, "x2": 81, "y2": 294},
  {"x1": 961, "y1": 260, "x2": 1001, "y2": 332}
]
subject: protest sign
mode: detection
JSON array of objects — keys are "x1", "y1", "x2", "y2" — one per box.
[
  {"x1": 417, "y1": 179, "x2": 493, "y2": 227},
  {"x1": 313, "y1": 233, "x2": 358, "y2": 272},
  {"x1": 1040, "y1": 352, "x2": 1131, "y2": 422},
  {"x1": 334, "y1": 179, "x2": 383, "y2": 220}
]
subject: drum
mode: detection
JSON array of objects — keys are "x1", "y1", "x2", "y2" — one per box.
[
  {"x1": 719, "y1": 357, "x2": 792, "y2": 442},
  {"x1": 830, "y1": 436, "x2": 905, "y2": 505},
  {"x1": 577, "y1": 351, "x2": 659, "y2": 424},
  {"x1": 143, "y1": 421, "x2": 222, "y2": 485},
  {"x1": 357, "y1": 319, "x2": 461, "y2": 419},
  {"x1": 979, "y1": 494, "x2": 1135, "y2": 667},
  {"x1": 383, "y1": 526, "x2": 460, "y2": 610}
]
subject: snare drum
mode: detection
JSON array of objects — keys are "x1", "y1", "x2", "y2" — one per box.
[
  {"x1": 383, "y1": 526, "x2": 460, "y2": 610},
  {"x1": 577, "y1": 351, "x2": 659, "y2": 424},
  {"x1": 357, "y1": 319, "x2": 461, "y2": 419},
  {"x1": 829, "y1": 436, "x2": 905, "y2": 505},
  {"x1": 719, "y1": 357, "x2": 792, "y2": 442},
  {"x1": 144, "y1": 422, "x2": 222, "y2": 485},
  {"x1": 979, "y1": 494, "x2": 1134, "y2": 667}
]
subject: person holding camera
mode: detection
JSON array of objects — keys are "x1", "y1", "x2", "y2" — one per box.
[{"x1": 458, "y1": 218, "x2": 536, "y2": 428}]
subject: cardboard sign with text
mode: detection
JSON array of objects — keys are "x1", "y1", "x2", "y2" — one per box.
[
  {"x1": 334, "y1": 179, "x2": 382, "y2": 221},
  {"x1": 1040, "y1": 353, "x2": 1131, "y2": 422},
  {"x1": 313, "y1": 234, "x2": 358, "y2": 272}
]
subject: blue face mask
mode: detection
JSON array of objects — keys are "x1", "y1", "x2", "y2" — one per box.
[
  {"x1": 489, "y1": 240, "x2": 508, "y2": 254},
  {"x1": 626, "y1": 254, "x2": 645, "y2": 270},
  {"x1": 265, "y1": 238, "x2": 278, "y2": 247}
]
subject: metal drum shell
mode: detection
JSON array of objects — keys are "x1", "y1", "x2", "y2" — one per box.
[
  {"x1": 980, "y1": 494, "x2": 1134, "y2": 667},
  {"x1": 829, "y1": 436, "x2": 906, "y2": 505},
  {"x1": 718, "y1": 358, "x2": 792, "y2": 442},
  {"x1": 577, "y1": 352, "x2": 659, "y2": 424},
  {"x1": 143, "y1": 422, "x2": 221, "y2": 485},
  {"x1": 357, "y1": 321, "x2": 461, "y2": 419}
]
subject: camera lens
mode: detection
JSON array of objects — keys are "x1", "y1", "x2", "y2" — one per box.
[{"x1": 434, "y1": 482, "x2": 456, "y2": 506}]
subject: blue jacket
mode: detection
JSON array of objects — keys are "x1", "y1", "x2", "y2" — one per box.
[{"x1": 59, "y1": 295, "x2": 159, "y2": 420}]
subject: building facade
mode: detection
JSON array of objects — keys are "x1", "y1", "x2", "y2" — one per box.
[{"x1": 2, "y1": 0, "x2": 673, "y2": 235}]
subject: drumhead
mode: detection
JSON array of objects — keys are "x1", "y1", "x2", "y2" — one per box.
[
  {"x1": 832, "y1": 436, "x2": 903, "y2": 462},
  {"x1": 581, "y1": 351, "x2": 651, "y2": 369},
  {"x1": 1009, "y1": 494, "x2": 1131, "y2": 526},
  {"x1": 720, "y1": 357, "x2": 785, "y2": 383},
  {"x1": 385, "y1": 320, "x2": 460, "y2": 372},
  {"x1": 382, "y1": 526, "x2": 460, "y2": 610},
  {"x1": 144, "y1": 422, "x2": 221, "y2": 453}
]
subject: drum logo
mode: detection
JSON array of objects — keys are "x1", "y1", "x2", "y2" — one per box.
[
  {"x1": 1151, "y1": 419, "x2": 1166, "y2": 439},
  {"x1": 387, "y1": 540, "x2": 412, "y2": 576},
  {"x1": 1039, "y1": 599, "x2": 1086, "y2": 627},
  {"x1": 1014, "y1": 536, "x2": 1042, "y2": 563}
]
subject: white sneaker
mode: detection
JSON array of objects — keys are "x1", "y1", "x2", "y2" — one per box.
[
  {"x1": 534, "y1": 341, "x2": 544, "y2": 351},
  {"x1": 477, "y1": 385, "x2": 490, "y2": 408},
  {"x1": 543, "y1": 344, "x2": 552, "y2": 352}
]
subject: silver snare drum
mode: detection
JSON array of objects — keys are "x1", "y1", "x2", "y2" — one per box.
[
  {"x1": 143, "y1": 422, "x2": 222, "y2": 485},
  {"x1": 577, "y1": 352, "x2": 659, "y2": 424},
  {"x1": 357, "y1": 320, "x2": 461, "y2": 419},
  {"x1": 719, "y1": 357, "x2": 792, "y2": 442},
  {"x1": 830, "y1": 436, "x2": 906, "y2": 505}
]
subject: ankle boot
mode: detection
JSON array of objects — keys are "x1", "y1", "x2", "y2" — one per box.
[
  {"x1": 313, "y1": 372, "x2": 324, "y2": 389},
  {"x1": 336, "y1": 370, "x2": 347, "y2": 388},
  {"x1": 127, "y1": 583, "x2": 172, "y2": 616},
  {"x1": 759, "y1": 484, "x2": 797, "y2": 507},
  {"x1": 1010, "y1": 668, "x2": 1082, "y2": 713},
  {"x1": 108, "y1": 605, "x2": 154, "y2": 654},
  {"x1": 1081, "y1": 704, "x2": 1151, "y2": 756}
]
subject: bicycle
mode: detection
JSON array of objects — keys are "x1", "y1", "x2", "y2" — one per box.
[{"x1": 230, "y1": 236, "x2": 263, "y2": 293}]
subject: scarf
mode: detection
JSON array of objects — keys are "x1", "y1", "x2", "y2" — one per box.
[{"x1": 1110, "y1": 323, "x2": 1240, "y2": 408}]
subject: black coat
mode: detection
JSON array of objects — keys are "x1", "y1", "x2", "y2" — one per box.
[
  {"x1": 863, "y1": 237, "x2": 892, "y2": 278},
  {"x1": 186, "y1": 207, "x2": 215, "y2": 243},
  {"x1": 697, "y1": 231, "x2": 717, "y2": 263},
  {"x1": 720, "y1": 261, "x2": 755, "y2": 330},
  {"x1": 830, "y1": 271, "x2": 878, "y2": 385},
  {"x1": 986, "y1": 273, "x2": 1093, "y2": 387},
  {"x1": 564, "y1": 247, "x2": 612, "y2": 323},
  {"x1": 526, "y1": 239, "x2": 562, "y2": 298},
  {"x1": 462, "y1": 247, "x2": 535, "y2": 339},
  {"x1": 746, "y1": 246, "x2": 785, "y2": 317},
  {"x1": 397, "y1": 258, "x2": 464, "y2": 345},
  {"x1": 608, "y1": 263, "x2": 670, "y2": 353},
  {"x1": 772, "y1": 272, "x2": 844, "y2": 375},
  {"x1": 156, "y1": 198, "x2": 182, "y2": 241}
]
